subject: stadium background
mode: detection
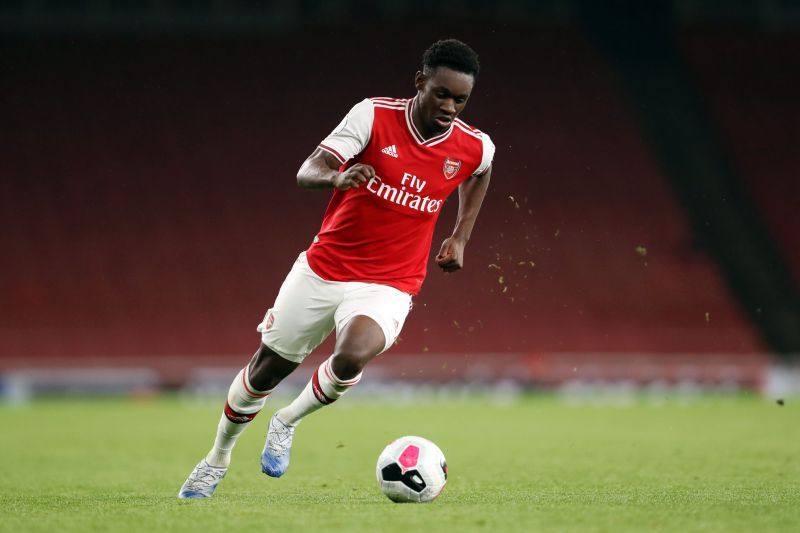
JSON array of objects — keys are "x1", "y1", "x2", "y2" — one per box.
[{"x1": 1, "y1": 0, "x2": 799, "y2": 398}]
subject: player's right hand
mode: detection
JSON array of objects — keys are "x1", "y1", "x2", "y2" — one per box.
[{"x1": 332, "y1": 164, "x2": 375, "y2": 190}]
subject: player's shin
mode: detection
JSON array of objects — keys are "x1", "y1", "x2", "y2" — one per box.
[
  {"x1": 276, "y1": 355, "x2": 361, "y2": 426},
  {"x1": 206, "y1": 366, "x2": 272, "y2": 467}
]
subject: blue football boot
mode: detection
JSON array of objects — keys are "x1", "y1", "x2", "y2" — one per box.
[{"x1": 261, "y1": 413, "x2": 297, "y2": 477}]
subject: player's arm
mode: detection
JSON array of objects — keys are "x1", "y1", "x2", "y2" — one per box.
[
  {"x1": 298, "y1": 98, "x2": 375, "y2": 190},
  {"x1": 436, "y1": 164, "x2": 493, "y2": 272},
  {"x1": 296, "y1": 148, "x2": 376, "y2": 191}
]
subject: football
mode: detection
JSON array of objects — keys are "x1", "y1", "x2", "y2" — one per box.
[{"x1": 375, "y1": 436, "x2": 448, "y2": 503}]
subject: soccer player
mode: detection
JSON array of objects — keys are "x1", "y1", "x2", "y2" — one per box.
[{"x1": 178, "y1": 39, "x2": 494, "y2": 498}]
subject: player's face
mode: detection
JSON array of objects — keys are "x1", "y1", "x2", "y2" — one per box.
[{"x1": 414, "y1": 67, "x2": 474, "y2": 136}]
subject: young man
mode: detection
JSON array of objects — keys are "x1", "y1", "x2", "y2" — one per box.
[{"x1": 178, "y1": 38, "x2": 494, "y2": 498}]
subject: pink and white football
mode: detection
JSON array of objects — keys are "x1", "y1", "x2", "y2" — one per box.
[{"x1": 376, "y1": 436, "x2": 448, "y2": 503}]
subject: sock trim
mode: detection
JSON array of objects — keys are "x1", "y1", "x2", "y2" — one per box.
[
  {"x1": 224, "y1": 401, "x2": 260, "y2": 424},
  {"x1": 311, "y1": 368, "x2": 335, "y2": 405}
]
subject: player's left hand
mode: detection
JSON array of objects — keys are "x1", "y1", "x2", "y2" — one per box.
[{"x1": 436, "y1": 237, "x2": 465, "y2": 272}]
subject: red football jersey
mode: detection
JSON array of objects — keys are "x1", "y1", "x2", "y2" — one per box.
[{"x1": 306, "y1": 96, "x2": 495, "y2": 295}]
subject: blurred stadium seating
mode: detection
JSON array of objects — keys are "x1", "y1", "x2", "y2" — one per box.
[
  {"x1": 681, "y1": 29, "x2": 800, "y2": 284},
  {"x1": 1, "y1": 7, "x2": 797, "y2": 394}
]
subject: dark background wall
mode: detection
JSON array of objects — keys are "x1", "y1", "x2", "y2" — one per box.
[{"x1": 2, "y1": 2, "x2": 798, "y2": 363}]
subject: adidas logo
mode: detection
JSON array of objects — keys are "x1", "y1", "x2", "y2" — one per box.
[{"x1": 381, "y1": 145, "x2": 398, "y2": 158}]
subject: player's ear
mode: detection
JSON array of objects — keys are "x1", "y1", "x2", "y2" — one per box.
[{"x1": 414, "y1": 71, "x2": 427, "y2": 92}]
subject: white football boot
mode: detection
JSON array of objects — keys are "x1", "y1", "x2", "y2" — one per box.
[{"x1": 177, "y1": 459, "x2": 227, "y2": 499}]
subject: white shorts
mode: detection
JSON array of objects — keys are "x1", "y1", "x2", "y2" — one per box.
[{"x1": 257, "y1": 252, "x2": 412, "y2": 363}]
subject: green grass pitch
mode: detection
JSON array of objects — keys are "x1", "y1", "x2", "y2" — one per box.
[{"x1": 1, "y1": 393, "x2": 798, "y2": 532}]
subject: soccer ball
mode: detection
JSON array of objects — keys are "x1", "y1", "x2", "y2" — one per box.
[{"x1": 376, "y1": 436, "x2": 448, "y2": 503}]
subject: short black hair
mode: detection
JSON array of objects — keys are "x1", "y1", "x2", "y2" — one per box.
[{"x1": 422, "y1": 39, "x2": 480, "y2": 79}]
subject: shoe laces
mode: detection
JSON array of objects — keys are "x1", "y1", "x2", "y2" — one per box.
[
  {"x1": 186, "y1": 463, "x2": 225, "y2": 490},
  {"x1": 267, "y1": 416, "x2": 295, "y2": 457}
]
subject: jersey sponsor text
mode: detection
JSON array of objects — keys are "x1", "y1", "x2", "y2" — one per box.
[{"x1": 366, "y1": 172, "x2": 443, "y2": 214}]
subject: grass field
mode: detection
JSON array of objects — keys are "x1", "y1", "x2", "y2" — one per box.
[{"x1": 1, "y1": 393, "x2": 798, "y2": 532}]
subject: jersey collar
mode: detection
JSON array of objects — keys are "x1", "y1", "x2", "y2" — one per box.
[{"x1": 405, "y1": 96, "x2": 454, "y2": 147}]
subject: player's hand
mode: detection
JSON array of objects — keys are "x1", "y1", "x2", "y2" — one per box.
[
  {"x1": 436, "y1": 237, "x2": 466, "y2": 273},
  {"x1": 332, "y1": 164, "x2": 375, "y2": 190}
]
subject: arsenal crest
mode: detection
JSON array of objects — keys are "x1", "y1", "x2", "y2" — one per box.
[{"x1": 443, "y1": 157, "x2": 462, "y2": 180}]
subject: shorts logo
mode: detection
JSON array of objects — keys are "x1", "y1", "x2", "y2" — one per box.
[
  {"x1": 265, "y1": 311, "x2": 275, "y2": 330},
  {"x1": 443, "y1": 157, "x2": 461, "y2": 180}
]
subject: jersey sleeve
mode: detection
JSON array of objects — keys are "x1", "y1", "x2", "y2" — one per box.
[
  {"x1": 474, "y1": 132, "x2": 495, "y2": 176},
  {"x1": 318, "y1": 98, "x2": 374, "y2": 164}
]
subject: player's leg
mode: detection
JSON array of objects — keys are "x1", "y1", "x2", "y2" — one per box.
[
  {"x1": 177, "y1": 348, "x2": 286, "y2": 499},
  {"x1": 261, "y1": 316, "x2": 384, "y2": 478},
  {"x1": 262, "y1": 284, "x2": 411, "y2": 477},
  {"x1": 203, "y1": 344, "x2": 299, "y2": 468},
  {"x1": 278, "y1": 283, "x2": 412, "y2": 425},
  {"x1": 179, "y1": 252, "x2": 339, "y2": 498},
  {"x1": 247, "y1": 342, "x2": 301, "y2": 391},
  {"x1": 275, "y1": 315, "x2": 385, "y2": 424}
]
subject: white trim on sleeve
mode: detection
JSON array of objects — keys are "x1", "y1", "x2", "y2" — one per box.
[
  {"x1": 474, "y1": 132, "x2": 495, "y2": 176},
  {"x1": 318, "y1": 98, "x2": 374, "y2": 163}
]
